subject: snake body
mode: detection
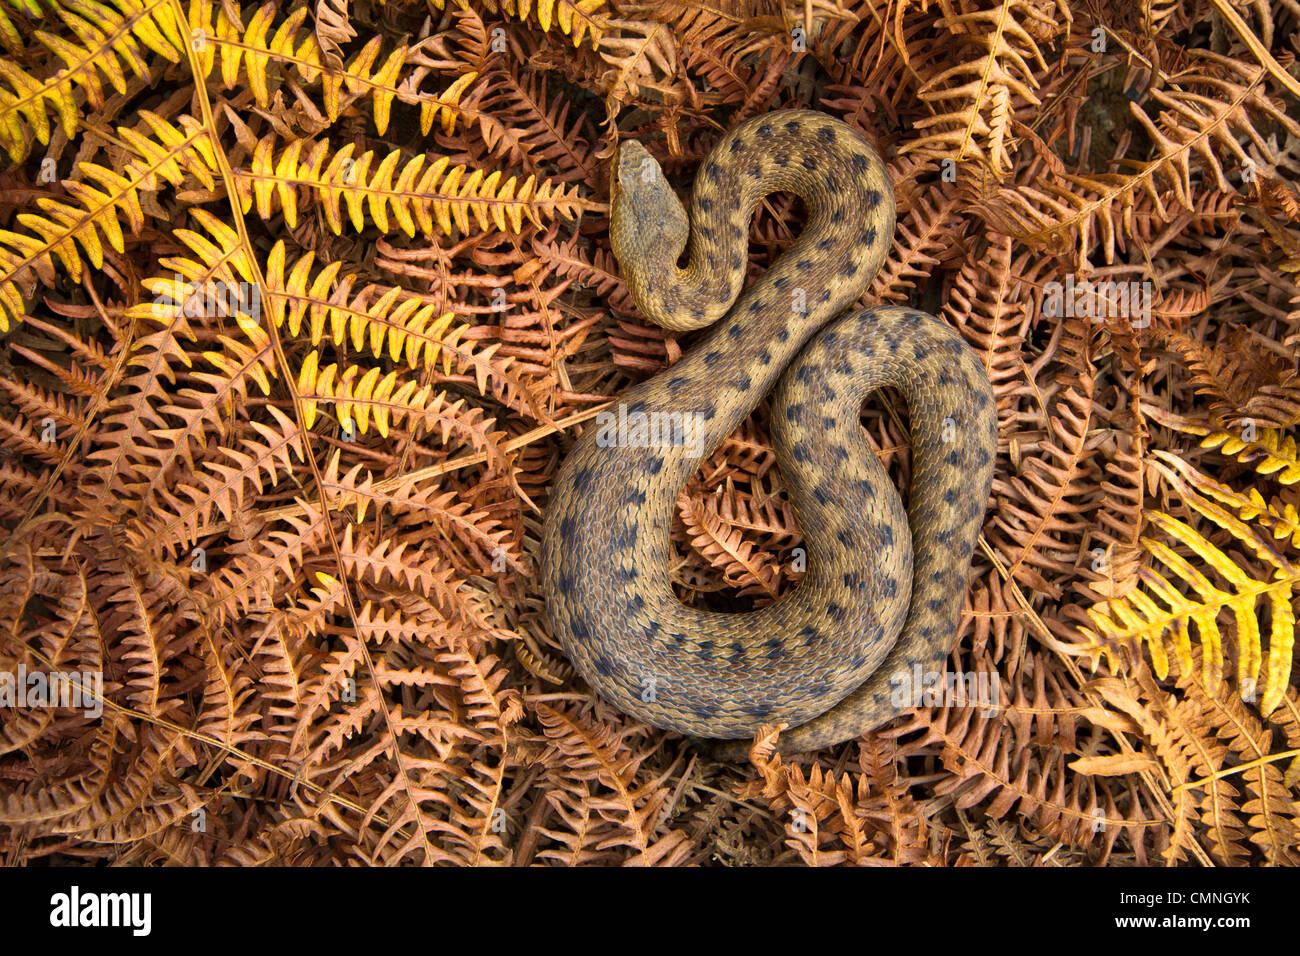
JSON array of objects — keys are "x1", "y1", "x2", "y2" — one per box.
[{"x1": 540, "y1": 109, "x2": 997, "y2": 756}]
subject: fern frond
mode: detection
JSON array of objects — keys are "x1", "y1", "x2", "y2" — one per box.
[
  {"x1": 237, "y1": 135, "x2": 594, "y2": 237},
  {"x1": 1085, "y1": 464, "x2": 1298, "y2": 716}
]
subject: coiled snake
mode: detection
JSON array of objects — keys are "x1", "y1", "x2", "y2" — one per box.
[{"x1": 540, "y1": 109, "x2": 998, "y2": 758}]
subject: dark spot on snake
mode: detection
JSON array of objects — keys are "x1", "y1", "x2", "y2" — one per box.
[
  {"x1": 861, "y1": 226, "x2": 877, "y2": 245},
  {"x1": 859, "y1": 478, "x2": 876, "y2": 498},
  {"x1": 814, "y1": 486, "x2": 830, "y2": 505},
  {"x1": 697, "y1": 639, "x2": 715, "y2": 654},
  {"x1": 728, "y1": 138, "x2": 744, "y2": 153},
  {"x1": 558, "y1": 571, "x2": 575, "y2": 593},
  {"x1": 863, "y1": 184, "x2": 881, "y2": 206},
  {"x1": 748, "y1": 299, "x2": 765, "y2": 313},
  {"x1": 764, "y1": 638, "x2": 784, "y2": 660},
  {"x1": 629, "y1": 594, "x2": 645, "y2": 612},
  {"x1": 836, "y1": 528, "x2": 853, "y2": 547},
  {"x1": 791, "y1": 443, "x2": 810, "y2": 462},
  {"x1": 936, "y1": 529, "x2": 954, "y2": 544},
  {"x1": 592, "y1": 654, "x2": 616, "y2": 678},
  {"x1": 774, "y1": 275, "x2": 789, "y2": 289},
  {"x1": 573, "y1": 467, "x2": 594, "y2": 494},
  {"x1": 822, "y1": 415, "x2": 836, "y2": 429},
  {"x1": 947, "y1": 450, "x2": 961, "y2": 466},
  {"x1": 943, "y1": 489, "x2": 958, "y2": 505},
  {"x1": 625, "y1": 488, "x2": 646, "y2": 506},
  {"x1": 749, "y1": 164, "x2": 763, "y2": 179},
  {"x1": 560, "y1": 515, "x2": 575, "y2": 538},
  {"x1": 800, "y1": 155, "x2": 818, "y2": 171},
  {"x1": 728, "y1": 323, "x2": 742, "y2": 339},
  {"x1": 816, "y1": 127, "x2": 835, "y2": 143},
  {"x1": 818, "y1": 236, "x2": 835, "y2": 250},
  {"x1": 704, "y1": 350, "x2": 722, "y2": 367},
  {"x1": 734, "y1": 372, "x2": 751, "y2": 390},
  {"x1": 776, "y1": 328, "x2": 790, "y2": 342},
  {"x1": 798, "y1": 625, "x2": 818, "y2": 643},
  {"x1": 759, "y1": 349, "x2": 771, "y2": 365},
  {"x1": 697, "y1": 197, "x2": 713, "y2": 212},
  {"x1": 976, "y1": 447, "x2": 991, "y2": 466},
  {"x1": 928, "y1": 598, "x2": 945, "y2": 612},
  {"x1": 851, "y1": 154, "x2": 870, "y2": 173},
  {"x1": 827, "y1": 602, "x2": 846, "y2": 623},
  {"x1": 745, "y1": 702, "x2": 776, "y2": 718},
  {"x1": 883, "y1": 578, "x2": 897, "y2": 598},
  {"x1": 785, "y1": 119, "x2": 801, "y2": 134},
  {"x1": 627, "y1": 399, "x2": 648, "y2": 414},
  {"x1": 757, "y1": 123, "x2": 772, "y2": 137},
  {"x1": 668, "y1": 376, "x2": 686, "y2": 390},
  {"x1": 691, "y1": 307, "x2": 705, "y2": 321},
  {"x1": 774, "y1": 151, "x2": 789, "y2": 167},
  {"x1": 879, "y1": 524, "x2": 893, "y2": 546},
  {"x1": 822, "y1": 330, "x2": 838, "y2": 345},
  {"x1": 796, "y1": 259, "x2": 812, "y2": 272},
  {"x1": 784, "y1": 403, "x2": 804, "y2": 421},
  {"x1": 648, "y1": 458, "x2": 663, "y2": 475},
  {"x1": 904, "y1": 311, "x2": 921, "y2": 326},
  {"x1": 696, "y1": 224, "x2": 716, "y2": 241},
  {"x1": 937, "y1": 370, "x2": 956, "y2": 387},
  {"x1": 707, "y1": 164, "x2": 724, "y2": 182},
  {"x1": 728, "y1": 643, "x2": 745, "y2": 665},
  {"x1": 643, "y1": 620, "x2": 660, "y2": 636},
  {"x1": 840, "y1": 261, "x2": 858, "y2": 279},
  {"x1": 830, "y1": 444, "x2": 849, "y2": 461},
  {"x1": 795, "y1": 365, "x2": 814, "y2": 383},
  {"x1": 830, "y1": 207, "x2": 845, "y2": 223},
  {"x1": 699, "y1": 401, "x2": 717, "y2": 420},
  {"x1": 818, "y1": 290, "x2": 832, "y2": 303}
]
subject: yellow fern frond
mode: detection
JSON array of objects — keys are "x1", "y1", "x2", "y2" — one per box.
[
  {"x1": 434, "y1": 0, "x2": 608, "y2": 48},
  {"x1": 1084, "y1": 467, "x2": 1298, "y2": 715},
  {"x1": 236, "y1": 135, "x2": 593, "y2": 238},
  {"x1": 0, "y1": 111, "x2": 216, "y2": 331},
  {"x1": 189, "y1": 0, "x2": 475, "y2": 134},
  {"x1": 0, "y1": 0, "x2": 185, "y2": 161},
  {"x1": 259, "y1": 242, "x2": 530, "y2": 409},
  {"x1": 1199, "y1": 427, "x2": 1300, "y2": 484}
]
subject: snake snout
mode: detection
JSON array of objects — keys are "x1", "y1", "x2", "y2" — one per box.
[{"x1": 611, "y1": 141, "x2": 689, "y2": 272}]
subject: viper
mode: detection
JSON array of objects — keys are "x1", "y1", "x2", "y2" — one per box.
[{"x1": 540, "y1": 109, "x2": 998, "y2": 758}]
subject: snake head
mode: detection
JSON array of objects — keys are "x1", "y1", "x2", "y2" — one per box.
[{"x1": 610, "y1": 140, "x2": 689, "y2": 282}]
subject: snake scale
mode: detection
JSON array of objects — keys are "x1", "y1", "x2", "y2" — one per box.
[{"x1": 540, "y1": 109, "x2": 998, "y2": 758}]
